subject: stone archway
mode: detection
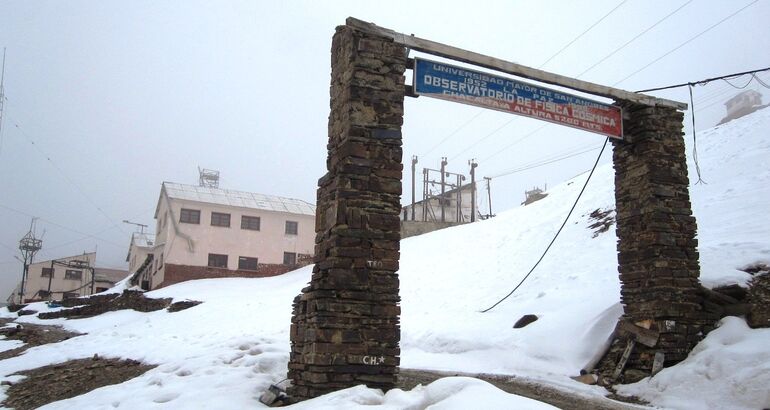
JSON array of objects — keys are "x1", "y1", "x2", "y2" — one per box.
[{"x1": 287, "y1": 18, "x2": 704, "y2": 400}]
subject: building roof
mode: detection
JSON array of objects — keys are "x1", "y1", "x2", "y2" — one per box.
[
  {"x1": 131, "y1": 232, "x2": 155, "y2": 248},
  {"x1": 94, "y1": 267, "x2": 129, "y2": 284},
  {"x1": 162, "y1": 182, "x2": 316, "y2": 216},
  {"x1": 725, "y1": 90, "x2": 762, "y2": 106}
]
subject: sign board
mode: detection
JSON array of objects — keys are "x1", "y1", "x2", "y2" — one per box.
[{"x1": 413, "y1": 58, "x2": 623, "y2": 139}]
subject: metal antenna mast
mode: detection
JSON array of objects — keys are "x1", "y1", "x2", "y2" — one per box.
[
  {"x1": 18, "y1": 218, "x2": 43, "y2": 304},
  {"x1": 0, "y1": 48, "x2": 7, "y2": 156}
]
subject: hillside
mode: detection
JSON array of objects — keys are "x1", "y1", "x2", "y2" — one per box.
[{"x1": 1, "y1": 108, "x2": 769, "y2": 409}]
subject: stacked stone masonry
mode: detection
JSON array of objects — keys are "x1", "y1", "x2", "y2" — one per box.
[
  {"x1": 287, "y1": 25, "x2": 405, "y2": 401},
  {"x1": 159, "y1": 263, "x2": 293, "y2": 289},
  {"x1": 609, "y1": 102, "x2": 708, "y2": 377}
]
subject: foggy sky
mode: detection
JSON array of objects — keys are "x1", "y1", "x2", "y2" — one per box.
[{"x1": 1, "y1": 0, "x2": 768, "y2": 297}]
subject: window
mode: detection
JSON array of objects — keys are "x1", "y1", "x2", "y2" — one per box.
[
  {"x1": 285, "y1": 221, "x2": 298, "y2": 235},
  {"x1": 208, "y1": 253, "x2": 228, "y2": 268},
  {"x1": 283, "y1": 252, "x2": 297, "y2": 266},
  {"x1": 38, "y1": 290, "x2": 51, "y2": 298},
  {"x1": 41, "y1": 267, "x2": 54, "y2": 278},
  {"x1": 95, "y1": 287, "x2": 109, "y2": 293},
  {"x1": 241, "y1": 215, "x2": 261, "y2": 231},
  {"x1": 64, "y1": 269, "x2": 83, "y2": 280},
  {"x1": 180, "y1": 208, "x2": 201, "y2": 224},
  {"x1": 238, "y1": 256, "x2": 258, "y2": 271},
  {"x1": 211, "y1": 212, "x2": 231, "y2": 227}
]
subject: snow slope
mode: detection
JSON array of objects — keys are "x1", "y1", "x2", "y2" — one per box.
[{"x1": 1, "y1": 108, "x2": 769, "y2": 409}]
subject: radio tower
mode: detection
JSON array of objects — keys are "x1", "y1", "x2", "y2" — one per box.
[
  {"x1": 17, "y1": 218, "x2": 43, "y2": 304},
  {"x1": 198, "y1": 167, "x2": 220, "y2": 188},
  {"x1": 0, "y1": 48, "x2": 7, "y2": 156}
]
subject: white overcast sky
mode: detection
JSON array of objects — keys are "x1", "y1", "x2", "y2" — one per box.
[{"x1": 1, "y1": 0, "x2": 768, "y2": 297}]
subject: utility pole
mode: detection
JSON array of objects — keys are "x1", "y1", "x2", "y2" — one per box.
[
  {"x1": 411, "y1": 156, "x2": 417, "y2": 221},
  {"x1": 440, "y1": 157, "x2": 447, "y2": 222},
  {"x1": 422, "y1": 168, "x2": 428, "y2": 221},
  {"x1": 484, "y1": 177, "x2": 493, "y2": 218},
  {"x1": 47, "y1": 260, "x2": 54, "y2": 299},
  {"x1": 469, "y1": 159, "x2": 478, "y2": 222},
  {"x1": 0, "y1": 48, "x2": 6, "y2": 155},
  {"x1": 18, "y1": 218, "x2": 43, "y2": 304}
]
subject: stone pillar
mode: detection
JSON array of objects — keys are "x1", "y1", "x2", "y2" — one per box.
[
  {"x1": 611, "y1": 102, "x2": 706, "y2": 372},
  {"x1": 287, "y1": 25, "x2": 405, "y2": 400}
]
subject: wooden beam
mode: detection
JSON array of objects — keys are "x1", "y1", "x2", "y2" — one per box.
[
  {"x1": 612, "y1": 339, "x2": 636, "y2": 380},
  {"x1": 346, "y1": 17, "x2": 688, "y2": 111},
  {"x1": 617, "y1": 320, "x2": 660, "y2": 348}
]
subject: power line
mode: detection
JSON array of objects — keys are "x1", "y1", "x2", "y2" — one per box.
[
  {"x1": 538, "y1": 0, "x2": 628, "y2": 69},
  {"x1": 421, "y1": 111, "x2": 484, "y2": 158},
  {"x1": 480, "y1": 124, "x2": 548, "y2": 163},
  {"x1": 442, "y1": 0, "x2": 691, "y2": 164},
  {"x1": 614, "y1": 0, "x2": 760, "y2": 86},
  {"x1": 480, "y1": 137, "x2": 610, "y2": 313},
  {"x1": 754, "y1": 73, "x2": 770, "y2": 89},
  {"x1": 576, "y1": 0, "x2": 693, "y2": 78},
  {"x1": 9, "y1": 116, "x2": 128, "y2": 236},
  {"x1": 635, "y1": 66, "x2": 770, "y2": 93},
  {"x1": 0, "y1": 202, "x2": 126, "y2": 250},
  {"x1": 488, "y1": 144, "x2": 603, "y2": 179},
  {"x1": 428, "y1": 1, "x2": 628, "y2": 163},
  {"x1": 449, "y1": 116, "x2": 516, "y2": 161}
]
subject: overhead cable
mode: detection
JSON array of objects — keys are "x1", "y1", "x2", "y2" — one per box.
[
  {"x1": 614, "y1": 0, "x2": 760, "y2": 86},
  {"x1": 480, "y1": 137, "x2": 610, "y2": 313},
  {"x1": 577, "y1": 0, "x2": 693, "y2": 78}
]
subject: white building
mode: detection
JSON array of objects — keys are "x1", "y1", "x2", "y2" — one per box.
[
  {"x1": 725, "y1": 90, "x2": 762, "y2": 117},
  {"x1": 5, "y1": 252, "x2": 128, "y2": 304},
  {"x1": 129, "y1": 182, "x2": 316, "y2": 290},
  {"x1": 719, "y1": 90, "x2": 765, "y2": 125},
  {"x1": 402, "y1": 183, "x2": 477, "y2": 223}
]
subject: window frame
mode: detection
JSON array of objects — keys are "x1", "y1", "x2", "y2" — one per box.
[
  {"x1": 211, "y1": 211, "x2": 231, "y2": 227},
  {"x1": 64, "y1": 269, "x2": 83, "y2": 280},
  {"x1": 207, "y1": 253, "x2": 228, "y2": 268},
  {"x1": 241, "y1": 215, "x2": 261, "y2": 231},
  {"x1": 238, "y1": 256, "x2": 259, "y2": 271},
  {"x1": 285, "y1": 220, "x2": 298, "y2": 235},
  {"x1": 41, "y1": 267, "x2": 54, "y2": 278},
  {"x1": 283, "y1": 252, "x2": 297, "y2": 266},
  {"x1": 180, "y1": 208, "x2": 201, "y2": 224}
]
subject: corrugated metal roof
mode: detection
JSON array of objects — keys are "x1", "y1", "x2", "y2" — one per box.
[
  {"x1": 94, "y1": 268, "x2": 130, "y2": 284},
  {"x1": 163, "y1": 182, "x2": 316, "y2": 216}
]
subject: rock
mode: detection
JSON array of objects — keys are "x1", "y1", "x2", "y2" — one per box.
[
  {"x1": 623, "y1": 369, "x2": 648, "y2": 383},
  {"x1": 747, "y1": 273, "x2": 770, "y2": 328},
  {"x1": 513, "y1": 314, "x2": 539, "y2": 329},
  {"x1": 167, "y1": 300, "x2": 202, "y2": 313},
  {"x1": 7, "y1": 304, "x2": 27, "y2": 313},
  {"x1": 571, "y1": 373, "x2": 598, "y2": 385}
]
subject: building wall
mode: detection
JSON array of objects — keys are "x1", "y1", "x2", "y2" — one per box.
[
  {"x1": 17, "y1": 252, "x2": 96, "y2": 302},
  {"x1": 403, "y1": 185, "x2": 476, "y2": 222},
  {"x1": 158, "y1": 263, "x2": 293, "y2": 288},
  {"x1": 150, "y1": 193, "x2": 314, "y2": 288},
  {"x1": 128, "y1": 244, "x2": 153, "y2": 274}
]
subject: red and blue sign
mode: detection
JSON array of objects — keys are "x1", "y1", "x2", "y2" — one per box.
[{"x1": 413, "y1": 58, "x2": 623, "y2": 139}]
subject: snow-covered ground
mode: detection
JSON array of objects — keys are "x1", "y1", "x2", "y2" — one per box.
[{"x1": 1, "y1": 108, "x2": 769, "y2": 409}]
